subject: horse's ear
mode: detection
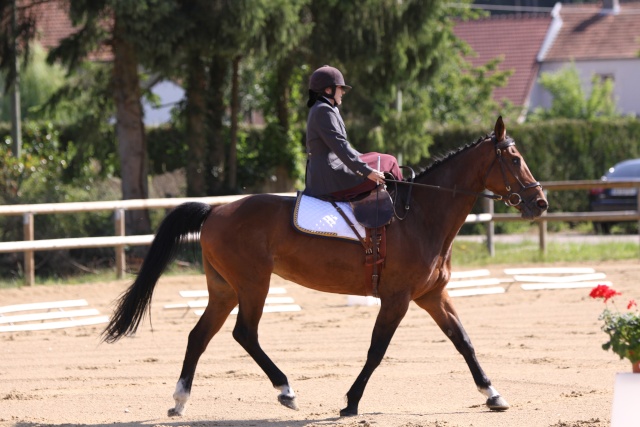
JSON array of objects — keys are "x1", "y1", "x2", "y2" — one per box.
[{"x1": 494, "y1": 116, "x2": 506, "y2": 142}]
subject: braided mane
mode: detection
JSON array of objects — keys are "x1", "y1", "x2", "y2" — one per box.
[{"x1": 414, "y1": 133, "x2": 492, "y2": 180}]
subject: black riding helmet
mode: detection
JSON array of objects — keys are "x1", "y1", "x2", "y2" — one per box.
[
  {"x1": 309, "y1": 65, "x2": 352, "y2": 93},
  {"x1": 307, "y1": 65, "x2": 352, "y2": 107}
]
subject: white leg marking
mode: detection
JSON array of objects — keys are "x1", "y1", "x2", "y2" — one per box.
[
  {"x1": 276, "y1": 384, "x2": 296, "y2": 399},
  {"x1": 276, "y1": 384, "x2": 299, "y2": 410},
  {"x1": 478, "y1": 385, "x2": 500, "y2": 398},
  {"x1": 171, "y1": 378, "x2": 190, "y2": 416}
]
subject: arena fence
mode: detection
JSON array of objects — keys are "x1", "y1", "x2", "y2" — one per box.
[{"x1": 0, "y1": 181, "x2": 638, "y2": 286}]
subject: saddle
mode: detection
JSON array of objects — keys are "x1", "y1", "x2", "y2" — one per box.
[
  {"x1": 330, "y1": 185, "x2": 394, "y2": 298},
  {"x1": 294, "y1": 167, "x2": 414, "y2": 298}
]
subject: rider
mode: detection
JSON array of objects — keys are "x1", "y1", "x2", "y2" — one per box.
[{"x1": 304, "y1": 65, "x2": 402, "y2": 200}]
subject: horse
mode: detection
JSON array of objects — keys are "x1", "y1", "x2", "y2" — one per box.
[{"x1": 103, "y1": 116, "x2": 548, "y2": 417}]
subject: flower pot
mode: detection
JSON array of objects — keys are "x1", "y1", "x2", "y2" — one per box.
[
  {"x1": 612, "y1": 373, "x2": 640, "y2": 426},
  {"x1": 633, "y1": 361, "x2": 640, "y2": 374}
]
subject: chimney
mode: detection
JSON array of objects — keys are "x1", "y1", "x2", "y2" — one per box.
[{"x1": 601, "y1": 0, "x2": 620, "y2": 15}]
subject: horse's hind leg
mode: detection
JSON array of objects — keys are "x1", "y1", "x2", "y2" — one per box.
[
  {"x1": 231, "y1": 273, "x2": 298, "y2": 410},
  {"x1": 414, "y1": 291, "x2": 510, "y2": 411},
  {"x1": 169, "y1": 262, "x2": 238, "y2": 417}
]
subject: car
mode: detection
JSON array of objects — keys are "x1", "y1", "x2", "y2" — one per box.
[{"x1": 589, "y1": 158, "x2": 640, "y2": 234}]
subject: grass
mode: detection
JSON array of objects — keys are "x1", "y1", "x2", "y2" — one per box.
[{"x1": 452, "y1": 239, "x2": 639, "y2": 267}]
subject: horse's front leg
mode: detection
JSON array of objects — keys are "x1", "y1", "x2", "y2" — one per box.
[
  {"x1": 341, "y1": 293, "x2": 411, "y2": 416},
  {"x1": 414, "y1": 291, "x2": 510, "y2": 411}
]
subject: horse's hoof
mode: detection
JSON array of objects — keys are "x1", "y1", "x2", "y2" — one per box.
[
  {"x1": 339, "y1": 405, "x2": 358, "y2": 417},
  {"x1": 167, "y1": 407, "x2": 184, "y2": 417},
  {"x1": 278, "y1": 394, "x2": 299, "y2": 410},
  {"x1": 486, "y1": 395, "x2": 509, "y2": 411}
]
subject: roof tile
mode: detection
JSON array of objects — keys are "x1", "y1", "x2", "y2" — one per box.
[
  {"x1": 454, "y1": 14, "x2": 552, "y2": 107},
  {"x1": 544, "y1": 2, "x2": 640, "y2": 61}
]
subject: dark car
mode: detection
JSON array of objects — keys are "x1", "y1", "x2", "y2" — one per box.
[{"x1": 589, "y1": 158, "x2": 640, "y2": 233}]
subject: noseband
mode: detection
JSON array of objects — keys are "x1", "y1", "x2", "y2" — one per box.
[{"x1": 483, "y1": 136, "x2": 542, "y2": 207}]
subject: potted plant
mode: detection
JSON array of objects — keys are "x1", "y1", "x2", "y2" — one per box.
[{"x1": 590, "y1": 284, "x2": 640, "y2": 372}]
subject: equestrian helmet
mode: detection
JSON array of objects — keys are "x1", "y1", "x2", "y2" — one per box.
[{"x1": 308, "y1": 65, "x2": 352, "y2": 93}]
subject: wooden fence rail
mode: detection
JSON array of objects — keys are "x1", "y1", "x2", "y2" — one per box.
[{"x1": 0, "y1": 181, "x2": 638, "y2": 286}]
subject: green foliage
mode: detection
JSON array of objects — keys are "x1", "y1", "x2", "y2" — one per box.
[
  {"x1": 0, "y1": 120, "x2": 119, "y2": 204},
  {"x1": 601, "y1": 309, "x2": 640, "y2": 363},
  {"x1": 146, "y1": 120, "x2": 305, "y2": 192},
  {"x1": 529, "y1": 63, "x2": 621, "y2": 121},
  {"x1": 368, "y1": 100, "x2": 433, "y2": 164},
  {"x1": 0, "y1": 44, "x2": 67, "y2": 122},
  {"x1": 305, "y1": 0, "x2": 487, "y2": 162},
  {"x1": 236, "y1": 122, "x2": 305, "y2": 190},
  {"x1": 147, "y1": 124, "x2": 187, "y2": 174},
  {"x1": 344, "y1": 0, "x2": 505, "y2": 158},
  {"x1": 0, "y1": 121, "x2": 71, "y2": 203},
  {"x1": 423, "y1": 117, "x2": 640, "y2": 216},
  {"x1": 40, "y1": 62, "x2": 119, "y2": 180},
  {"x1": 427, "y1": 56, "x2": 515, "y2": 125},
  {"x1": 0, "y1": 120, "x2": 118, "y2": 278},
  {"x1": 590, "y1": 284, "x2": 640, "y2": 364}
]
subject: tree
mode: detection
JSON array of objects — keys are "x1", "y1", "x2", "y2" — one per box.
[
  {"x1": 268, "y1": 0, "x2": 494, "y2": 164},
  {"x1": 48, "y1": 0, "x2": 180, "y2": 236},
  {"x1": 0, "y1": 43, "x2": 67, "y2": 122},
  {"x1": 426, "y1": 55, "x2": 513, "y2": 125},
  {"x1": 529, "y1": 63, "x2": 620, "y2": 121}
]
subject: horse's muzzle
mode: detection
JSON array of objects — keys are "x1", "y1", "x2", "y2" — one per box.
[{"x1": 520, "y1": 195, "x2": 548, "y2": 220}]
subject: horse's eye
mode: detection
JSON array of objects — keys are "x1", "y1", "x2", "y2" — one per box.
[{"x1": 512, "y1": 157, "x2": 521, "y2": 166}]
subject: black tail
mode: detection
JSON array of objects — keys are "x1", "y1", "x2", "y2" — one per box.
[{"x1": 102, "y1": 202, "x2": 213, "y2": 343}]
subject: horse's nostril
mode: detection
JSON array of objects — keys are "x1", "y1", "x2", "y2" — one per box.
[{"x1": 537, "y1": 199, "x2": 549, "y2": 210}]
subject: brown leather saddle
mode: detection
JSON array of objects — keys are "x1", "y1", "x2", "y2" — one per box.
[{"x1": 350, "y1": 186, "x2": 394, "y2": 228}]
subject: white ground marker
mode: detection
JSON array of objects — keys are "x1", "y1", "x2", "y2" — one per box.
[
  {"x1": 346, "y1": 269, "x2": 507, "y2": 303},
  {"x1": 446, "y1": 269, "x2": 507, "y2": 297},
  {"x1": 504, "y1": 267, "x2": 609, "y2": 291},
  {"x1": 504, "y1": 267, "x2": 596, "y2": 275},
  {"x1": 0, "y1": 299, "x2": 109, "y2": 332},
  {"x1": 165, "y1": 287, "x2": 300, "y2": 314}
]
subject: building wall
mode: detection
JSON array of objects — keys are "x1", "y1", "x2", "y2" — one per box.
[
  {"x1": 143, "y1": 80, "x2": 184, "y2": 126},
  {"x1": 529, "y1": 59, "x2": 640, "y2": 117}
]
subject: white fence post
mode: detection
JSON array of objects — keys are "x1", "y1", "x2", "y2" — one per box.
[
  {"x1": 483, "y1": 192, "x2": 495, "y2": 257},
  {"x1": 538, "y1": 189, "x2": 548, "y2": 253}
]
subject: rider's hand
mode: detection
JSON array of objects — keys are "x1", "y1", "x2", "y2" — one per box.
[{"x1": 367, "y1": 170, "x2": 385, "y2": 185}]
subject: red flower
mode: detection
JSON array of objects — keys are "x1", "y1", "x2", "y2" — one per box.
[
  {"x1": 589, "y1": 284, "x2": 621, "y2": 302},
  {"x1": 628, "y1": 300, "x2": 637, "y2": 310}
]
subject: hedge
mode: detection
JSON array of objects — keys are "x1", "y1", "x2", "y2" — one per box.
[{"x1": 423, "y1": 118, "x2": 640, "y2": 214}]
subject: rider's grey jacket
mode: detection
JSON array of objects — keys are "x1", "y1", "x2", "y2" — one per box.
[{"x1": 304, "y1": 98, "x2": 373, "y2": 197}]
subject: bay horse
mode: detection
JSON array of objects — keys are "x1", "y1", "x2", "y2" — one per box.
[{"x1": 103, "y1": 116, "x2": 548, "y2": 417}]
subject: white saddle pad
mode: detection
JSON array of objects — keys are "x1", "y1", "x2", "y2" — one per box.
[{"x1": 293, "y1": 192, "x2": 365, "y2": 242}]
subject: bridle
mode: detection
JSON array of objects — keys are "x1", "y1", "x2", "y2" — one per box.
[
  {"x1": 385, "y1": 135, "x2": 543, "y2": 219},
  {"x1": 482, "y1": 136, "x2": 542, "y2": 207}
]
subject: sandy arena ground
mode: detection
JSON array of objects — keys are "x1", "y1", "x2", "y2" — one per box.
[{"x1": 2, "y1": 260, "x2": 640, "y2": 427}]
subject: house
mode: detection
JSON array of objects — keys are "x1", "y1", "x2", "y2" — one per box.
[
  {"x1": 454, "y1": 0, "x2": 640, "y2": 120},
  {"x1": 453, "y1": 13, "x2": 553, "y2": 121},
  {"x1": 530, "y1": 0, "x2": 640, "y2": 117}
]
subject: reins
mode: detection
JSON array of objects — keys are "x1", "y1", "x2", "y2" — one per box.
[
  {"x1": 384, "y1": 178, "x2": 505, "y2": 201},
  {"x1": 385, "y1": 136, "x2": 542, "y2": 218}
]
